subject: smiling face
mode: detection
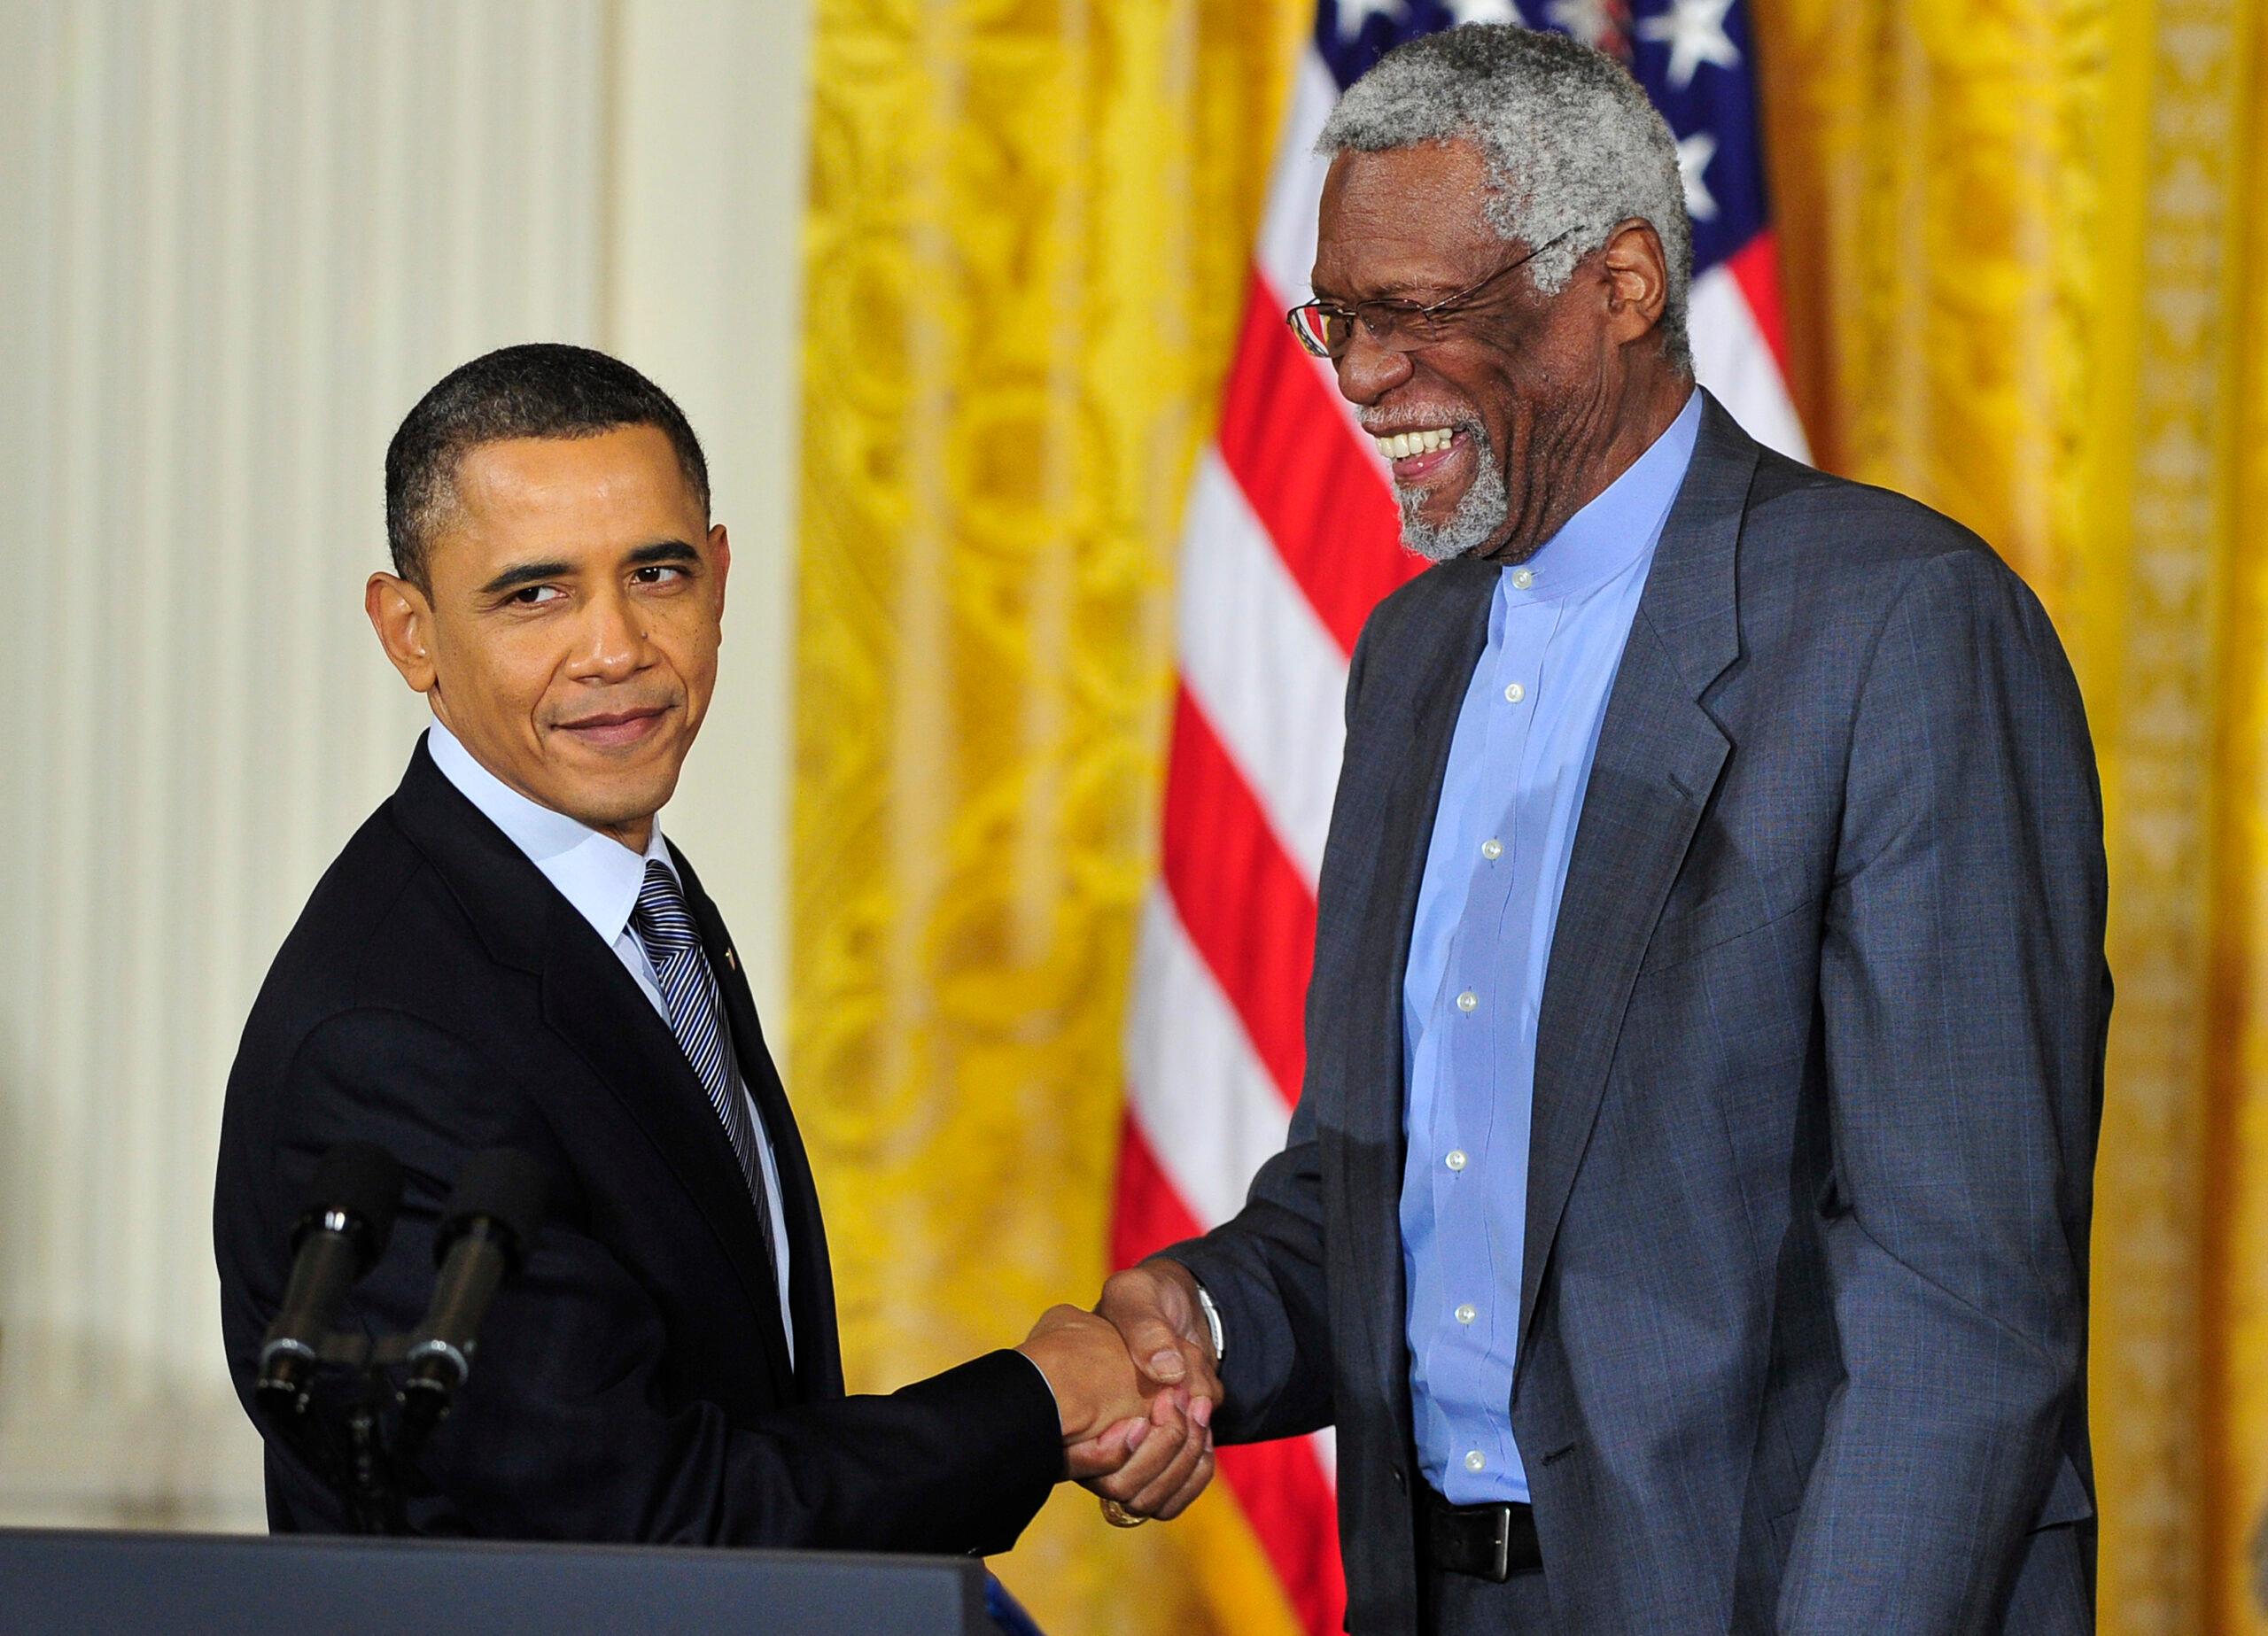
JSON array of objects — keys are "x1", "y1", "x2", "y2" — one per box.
[
  {"x1": 365, "y1": 423, "x2": 728, "y2": 850},
  {"x1": 1313, "y1": 138, "x2": 1685, "y2": 562}
]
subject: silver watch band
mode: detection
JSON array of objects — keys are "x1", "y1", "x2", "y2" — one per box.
[{"x1": 1193, "y1": 1281, "x2": 1226, "y2": 1363}]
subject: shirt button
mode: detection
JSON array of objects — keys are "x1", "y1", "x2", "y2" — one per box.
[
  {"x1": 1503, "y1": 681, "x2": 1526, "y2": 703},
  {"x1": 1446, "y1": 1149, "x2": 1467, "y2": 1172},
  {"x1": 1456, "y1": 1303, "x2": 1476, "y2": 1325},
  {"x1": 1480, "y1": 838, "x2": 1503, "y2": 860},
  {"x1": 1511, "y1": 568, "x2": 1534, "y2": 590},
  {"x1": 1456, "y1": 989, "x2": 1478, "y2": 1012},
  {"x1": 1464, "y1": 1450, "x2": 1487, "y2": 1472}
]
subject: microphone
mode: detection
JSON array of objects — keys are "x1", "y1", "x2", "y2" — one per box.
[
  {"x1": 257, "y1": 1142, "x2": 405, "y2": 1410},
  {"x1": 400, "y1": 1147, "x2": 551, "y2": 1438}
]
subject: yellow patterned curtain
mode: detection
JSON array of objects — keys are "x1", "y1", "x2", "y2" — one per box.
[
  {"x1": 1758, "y1": 0, "x2": 2268, "y2": 1626},
  {"x1": 796, "y1": 2, "x2": 2268, "y2": 1632},
  {"x1": 794, "y1": 4, "x2": 1311, "y2": 1631}
]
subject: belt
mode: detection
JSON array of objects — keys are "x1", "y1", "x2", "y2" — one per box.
[{"x1": 1419, "y1": 1483, "x2": 1542, "y2": 1583}]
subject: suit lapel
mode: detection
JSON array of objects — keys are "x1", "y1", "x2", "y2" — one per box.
[
  {"x1": 386, "y1": 740, "x2": 798, "y2": 1398},
  {"x1": 1516, "y1": 394, "x2": 1755, "y2": 1361},
  {"x1": 1337, "y1": 562, "x2": 1496, "y2": 1410},
  {"x1": 672, "y1": 848, "x2": 846, "y2": 1400}
]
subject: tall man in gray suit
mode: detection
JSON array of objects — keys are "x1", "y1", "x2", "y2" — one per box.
[{"x1": 1084, "y1": 27, "x2": 2108, "y2": 1632}]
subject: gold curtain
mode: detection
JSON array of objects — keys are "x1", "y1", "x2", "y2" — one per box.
[
  {"x1": 1758, "y1": 0, "x2": 2268, "y2": 1626},
  {"x1": 793, "y1": 3, "x2": 1312, "y2": 1631},
  {"x1": 796, "y1": 1, "x2": 2268, "y2": 1631}
]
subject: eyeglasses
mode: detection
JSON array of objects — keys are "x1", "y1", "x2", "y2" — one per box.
[{"x1": 1285, "y1": 229, "x2": 1577, "y2": 361}]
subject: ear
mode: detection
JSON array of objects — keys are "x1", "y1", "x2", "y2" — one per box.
[
  {"x1": 1598, "y1": 217, "x2": 1670, "y2": 347},
  {"x1": 366, "y1": 571, "x2": 439, "y2": 694},
  {"x1": 707, "y1": 523, "x2": 732, "y2": 629}
]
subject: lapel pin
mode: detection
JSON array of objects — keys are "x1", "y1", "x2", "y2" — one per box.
[{"x1": 724, "y1": 949, "x2": 738, "y2": 973}]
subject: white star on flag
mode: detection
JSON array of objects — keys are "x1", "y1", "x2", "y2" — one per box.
[
  {"x1": 1336, "y1": 0, "x2": 1408, "y2": 40},
  {"x1": 1445, "y1": 0, "x2": 1525, "y2": 22},
  {"x1": 1636, "y1": 0, "x2": 1742, "y2": 89},
  {"x1": 1545, "y1": 0, "x2": 1616, "y2": 48},
  {"x1": 1677, "y1": 131, "x2": 1719, "y2": 219}
]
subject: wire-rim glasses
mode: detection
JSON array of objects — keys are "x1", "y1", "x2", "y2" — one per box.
[{"x1": 1284, "y1": 228, "x2": 1578, "y2": 361}]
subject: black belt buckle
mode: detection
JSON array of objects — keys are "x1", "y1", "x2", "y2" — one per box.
[
  {"x1": 1422, "y1": 1489, "x2": 1538, "y2": 1583},
  {"x1": 1442, "y1": 1503, "x2": 1514, "y2": 1582}
]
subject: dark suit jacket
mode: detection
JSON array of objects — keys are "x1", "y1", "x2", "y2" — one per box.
[
  {"x1": 1169, "y1": 395, "x2": 2108, "y2": 1632},
  {"x1": 214, "y1": 736, "x2": 1060, "y2": 1550}
]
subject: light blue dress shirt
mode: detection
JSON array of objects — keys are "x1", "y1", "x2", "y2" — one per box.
[
  {"x1": 1400, "y1": 391, "x2": 1701, "y2": 1502},
  {"x1": 426, "y1": 718, "x2": 796, "y2": 1361}
]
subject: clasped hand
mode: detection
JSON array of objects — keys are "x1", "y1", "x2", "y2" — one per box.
[{"x1": 1014, "y1": 1260, "x2": 1223, "y2": 1523}]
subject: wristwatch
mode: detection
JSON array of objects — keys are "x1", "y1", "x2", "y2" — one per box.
[{"x1": 1193, "y1": 1281, "x2": 1226, "y2": 1363}]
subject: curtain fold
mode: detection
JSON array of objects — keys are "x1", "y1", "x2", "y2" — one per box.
[
  {"x1": 794, "y1": 3, "x2": 1311, "y2": 1630},
  {"x1": 1757, "y1": 0, "x2": 2268, "y2": 1627}
]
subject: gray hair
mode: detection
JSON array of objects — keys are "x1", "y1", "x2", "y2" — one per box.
[{"x1": 1317, "y1": 25, "x2": 1693, "y2": 372}]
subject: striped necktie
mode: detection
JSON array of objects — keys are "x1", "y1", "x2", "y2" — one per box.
[{"x1": 630, "y1": 858, "x2": 781, "y2": 1279}]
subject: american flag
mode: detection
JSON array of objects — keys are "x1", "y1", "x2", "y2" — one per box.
[{"x1": 1108, "y1": 4, "x2": 1806, "y2": 1630}]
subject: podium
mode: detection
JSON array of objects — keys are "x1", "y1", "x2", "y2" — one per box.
[{"x1": 0, "y1": 1527, "x2": 990, "y2": 1633}]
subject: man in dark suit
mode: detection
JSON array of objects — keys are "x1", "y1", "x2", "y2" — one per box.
[
  {"x1": 214, "y1": 343, "x2": 1208, "y2": 1548},
  {"x1": 1087, "y1": 27, "x2": 2107, "y2": 1632}
]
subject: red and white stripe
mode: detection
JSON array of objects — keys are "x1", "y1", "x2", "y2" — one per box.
[{"x1": 1109, "y1": 50, "x2": 1806, "y2": 1636}]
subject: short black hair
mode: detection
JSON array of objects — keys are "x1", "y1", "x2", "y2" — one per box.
[{"x1": 384, "y1": 343, "x2": 710, "y2": 587}]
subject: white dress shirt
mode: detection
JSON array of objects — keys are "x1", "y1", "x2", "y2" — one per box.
[{"x1": 427, "y1": 718, "x2": 795, "y2": 1361}]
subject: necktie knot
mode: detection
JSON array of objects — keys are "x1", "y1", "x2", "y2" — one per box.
[{"x1": 633, "y1": 858, "x2": 701, "y2": 957}]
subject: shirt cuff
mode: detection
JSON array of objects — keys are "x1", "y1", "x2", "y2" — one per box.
[{"x1": 1011, "y1": 1345, "x2": 1060, "y2": 1418}]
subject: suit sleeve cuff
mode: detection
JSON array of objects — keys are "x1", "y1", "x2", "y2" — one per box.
[
  {"x1": 895, "y1": 1347, "x2": 1066, "y2": 1548},
  {"x1": 1008, "y1": 1345, "x2": 1062, "y2": 1418},
  {"x1": 1153, "y1": 1241, "x2": 1259, "y2": 1414}
]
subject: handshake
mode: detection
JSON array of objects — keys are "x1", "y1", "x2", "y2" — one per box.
[{"x1": 1014, "y1": 1260, "x2": 1221, "y2": 1524}]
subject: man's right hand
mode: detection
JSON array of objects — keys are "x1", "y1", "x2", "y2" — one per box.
[
  {"x1": 1083, "y1": 1259, "x2": 1224, "y2": 1521},
  {"x1": 1018, "y1": 1303, "x2": 1208, "y2": 1496},
  {"x1": 1096, "y1": 1260, "x2": 1221, "y2": 1401}
]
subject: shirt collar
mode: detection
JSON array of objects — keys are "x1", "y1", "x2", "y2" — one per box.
[
  {"x1": 1498, "y1": 386, "x2": 1702, "y2": 604},
  {"x1": 425, "y1": 717, "x2": 673, "y2": 951}
]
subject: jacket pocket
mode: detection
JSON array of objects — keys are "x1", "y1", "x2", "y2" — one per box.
[{"x1": 1638, "y1": 862, "x2": 1819, "y2": 975}]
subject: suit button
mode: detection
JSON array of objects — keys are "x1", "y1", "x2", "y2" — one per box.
[{"x1": 1391, "y1": 1465, "x2": 1407, "y2": 1491}]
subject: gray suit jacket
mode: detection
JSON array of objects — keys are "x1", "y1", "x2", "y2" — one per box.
[{"x1": 1168, "y1": 394, "x2": 2107, "y2": 1633}]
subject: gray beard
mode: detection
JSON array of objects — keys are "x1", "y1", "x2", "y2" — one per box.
[{"x1": 1395, "y1": 424, "x2": 1510, "y2": 563}]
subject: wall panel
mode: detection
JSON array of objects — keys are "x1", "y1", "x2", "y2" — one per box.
[{"x1": 0, "y1": 0, "x2": 609, "y2": 1526}]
